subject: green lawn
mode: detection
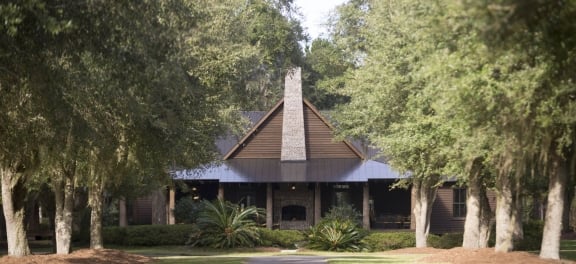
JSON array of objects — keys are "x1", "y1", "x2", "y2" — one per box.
[
  {"x1": 560, "y1": 239, "x2": 576, "y2": 260},
  {"x1": 152, "y1": 254, "x2": 424, "y2": 264}
]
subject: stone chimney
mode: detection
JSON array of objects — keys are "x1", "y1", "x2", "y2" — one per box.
[{"x1": 281, "y1": 68, "x2": 307, "y2": 161}]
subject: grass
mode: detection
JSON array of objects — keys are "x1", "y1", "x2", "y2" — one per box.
[
  {"x1": 155, "y1": 256, "x2": 245, "y2": 264},
  {"x1": 326, "y1": 255, "x2": 422, "y2": 264},
  {"x1": 152, "y1": 253, "x2": 423, "y2": 264},
  {"x1": 560, "y1": 239, "x2": 576, "y2": 260}
]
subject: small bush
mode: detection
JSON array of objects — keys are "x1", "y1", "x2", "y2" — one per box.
[
  {"x1": 516, "y1": 220, "x2": 544, "y2": 251},
  {"x1": 323, "y1": 204, "x2": 363, "y2": 226},
  {"x1": 362, "y1": 232, "x2": 415, "y2": 251},
  {"x1": 428, "y1": 233, "x2": 462, "y2": 249},
  {"x1": 188, "y1": 199, "x2": 264, "y2": 248},
  {"x1": 174, "y1": 196, "x2": 203, "y2": 224},
  {"x1": 305, "y1": 220, "x2": 368, "y2": 252},
  {"x1": 259, "y1": 228, "x2": 305, "y2": 248},
  {"x1": 103, "y1": 224, "x2": 196, "y2": 246},
  {"x1": 103, "y1": 226, "x2": 127, "y2": 245},
  {"x1": 487, "y1": 220, "x2": 543, "y2": 250}
]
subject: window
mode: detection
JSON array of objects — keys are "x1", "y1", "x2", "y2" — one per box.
[
  {"x1": 333, "y1": 184, "x2": 350, "y2": 207},
  {"x1": 453, "y1": 188, "x2": 466, "y2": 218}
]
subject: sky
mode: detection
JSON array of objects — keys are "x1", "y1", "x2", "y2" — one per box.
[{"x1": 294, "y1": 0, "x2": 347, "y2": 40}]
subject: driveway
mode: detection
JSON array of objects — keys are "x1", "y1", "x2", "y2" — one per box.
[{"x1": 247, "y1": 255, "x2": 327, "y2": 263}]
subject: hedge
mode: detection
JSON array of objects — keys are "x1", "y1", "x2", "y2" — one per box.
[
  {"x1": 259, "y1": 228, "x2": 305, "y2": 248},
  {"x1": 362, "y1": 232, "x2": 416, "y2": 251},
  {"x1": 103, "y1": 224, "x2": 196, "y2": 246}
]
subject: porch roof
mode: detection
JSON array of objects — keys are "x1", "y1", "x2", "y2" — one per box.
[{"x1": 172, "y1": 158, "x2": 405, "y2": 183}]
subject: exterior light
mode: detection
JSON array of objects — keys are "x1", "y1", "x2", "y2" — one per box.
[{"x1": 291, "y1": 184, "x2": 296, "y2": 190}]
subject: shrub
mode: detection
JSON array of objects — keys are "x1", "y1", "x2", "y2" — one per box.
[
  {"x1": 362, "y1": 232, "x2": 415, "y2": 251},
  {"x1": 259, "y1": 228, "x2": 305, "y2": 248},
  {"x1": 323, "y1": 204, "x2": 363, "y2": 226},
  {"x1": 103, "y1": 226, "x2": 127, "y2": 245},
  {"x1": 516, "y1": 220, "x2": 544, "y2": 251},
  {"x1": 174, "y1": 196, "x2": 203, "y2": 224},
  {"x1": 305, "y1": 220, "x2": 368, "y2": 252},
  {"x1": 188, "y1": 199, "x2": 265, "y2": 248},
  {"x1": 427, "y1": 233, "x2": 462, "y2": 249},
  {"x1": 103, "y1": 224, "x2": 196, "y2": 246}
]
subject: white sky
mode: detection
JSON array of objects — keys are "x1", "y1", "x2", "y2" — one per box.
[{"x1": 294, "y1": 0, "x2": 348, "y2": 40}]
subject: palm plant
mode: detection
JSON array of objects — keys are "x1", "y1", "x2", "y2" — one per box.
[
  {"x1": 188, "y1": 199, "x2": 264, "y2": 248},
  {"x1": 306, "y1": 220, "x2": 368, "y2": 252}
]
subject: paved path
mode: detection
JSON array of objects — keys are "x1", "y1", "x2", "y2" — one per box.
[{"x1": 246, "y1": 256, "x2": 327, "y2": 263}]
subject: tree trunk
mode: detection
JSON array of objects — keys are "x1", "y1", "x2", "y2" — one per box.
[
  {"x1": 463, "y1": 159, "x2": 493, "y2": 248},
  {"x1": 412, "y1": 177, "x2": 438, "y2": 248},
  {"x1": 1, "y1": 167, "x2": 31, "y2": 257},
  {"x1": 151, "y1": 189, "x2": 167, "y2": 224},
  {"x1": 119, "y1": 197, "x2": 127, "y2": 227},
  {"x1": 495, "y1": 173, "x2": 515, "y2": 252},
  {"x1": 540, "y1": 154, "x2": 569, "y2": 259},
  {"x1": 54, "y1": 174, "x2": 75, "y2": 254},
  {"x1": 89, "y1": 179, "x2": 104, "y2": 249}
]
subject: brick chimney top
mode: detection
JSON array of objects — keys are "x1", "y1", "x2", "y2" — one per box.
[{"x1": 281, "y1": 68, "x2": 307, "y2": 161}]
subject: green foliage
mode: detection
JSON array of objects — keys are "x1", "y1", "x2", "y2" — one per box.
[
  {"x1": 174, "y1": 196, "x2": 203, "y2": 224},
  {"x1": 516, "y1": 220, "x2": 544, "y2": 251},
  {"x1": 102, "y1": 226, "x2": 127, "y2": 245},
  {"x1": 188, "y1": 199, "x2": 264, "y2": 248},
  {"x1": 305, "y1": 220, "x2": 368, "y2": 252},
  {"x1": 102, "y1": 199, "x2": 119, "y2": 227},
  {"x1": 323, "y1": 204, "x2": 363, "y2": 226},
  {"x1": 362, "y1": 232, "x2": 416, "y2": 251},
  {"x1": 259, "y1": 228, "x2": 305, "y2": 249},
  {"x1": 427, "y1": 233, "x2": 463, "y2": 249},
  {"x1": 102, "y1": 224, "x2": 196, "y2": 246}
]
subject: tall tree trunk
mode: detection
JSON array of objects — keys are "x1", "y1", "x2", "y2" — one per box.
[
  {"x1": 463, "y1": 159, "x2": 493, "y2": 248},
  {"x1": 89, "y1": 178, "x2": 104, "y2": 249},
  {"x1": 1, "y1": 167, "x2": 31, "y2": 257},
  {"x1": 540, "y1": 153, "x2": 569, "y2": 259},
  {"x1": 54, "y1": 174, "x2": 75, "y2": 254},
  {"x1": 412, "y1": 177, "x2": 438, "y2": 248},
  {"x1": 495, "y1": 173, "x2": 515, "y2": 252},
  {"x1": 512, "y1": 172, "x2": 524, "y2": 243}
]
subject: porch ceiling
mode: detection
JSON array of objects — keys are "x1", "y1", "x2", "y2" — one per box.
[{"x1": 173, "y1": 158, "x2": 404, "y2": 183}]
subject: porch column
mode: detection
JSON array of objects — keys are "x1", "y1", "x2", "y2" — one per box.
[
  {"x1": 266, "y1": 183, "x2": 273, "y2": 229},
  {"x1": 119, "y1": 197, "x2": 127, "y2": 227},
  {"x1": 218, "y1": 183, "x2": 224, "y2": 200},
  {"x1": 167, "y1": 187, "x2": 175, "y2": 225},
  {"x1": 314, "y1": 183, "x2": 321, "y2": 225},
  {"x1": 363, "y1": 182, "x2": 370, "y2": 229}
]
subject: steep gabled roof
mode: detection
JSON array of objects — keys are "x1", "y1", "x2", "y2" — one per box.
[
  {"x1": 221, "y1": 98, "x2": 364, "y2": 160},
  {"x1": 222, "y1": 99, "x2": 284, "y2": 160}
]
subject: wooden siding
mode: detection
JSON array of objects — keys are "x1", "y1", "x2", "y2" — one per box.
[
  {"x1": 132, "y1": 196, "x2": 152, "y2": 225},
  {"x1": 231, "y1": 108, "x2": 283, "y2": 158},
  {"x1": 430, "y1": 187, "x2": 464, "y2": 233},
  {"x1": 430, "y1": 185, "x2": 497, "y2": 234},
  {"x1": 304, "y1": 106, "x2": 359, "y2": 158}
]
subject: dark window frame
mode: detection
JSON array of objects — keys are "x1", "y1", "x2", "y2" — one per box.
[{"x1": 453, "y1": 188, "x2": 467, "y2": 218}]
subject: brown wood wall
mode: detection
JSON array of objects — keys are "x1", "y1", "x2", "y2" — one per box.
[
  {"x1": 132, "y1": 196, "x2": 152, "y2": 225},
  {"x1": 430, "y1": 186, "x2": 497, "y2": 234},
  {"x1": 232, "y1": 108, "x2": 283, "y2": 158},
  {"x1": 304, "y1": 107, "x2": 359, "y2": 159}
]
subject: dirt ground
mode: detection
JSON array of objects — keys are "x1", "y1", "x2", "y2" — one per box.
[
  {"x1": 1, "y1": 247, "x2": 575, "y2": 263},
  {"x1": 0, "y1": 249, "x2": 154, "y2": 264}
]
